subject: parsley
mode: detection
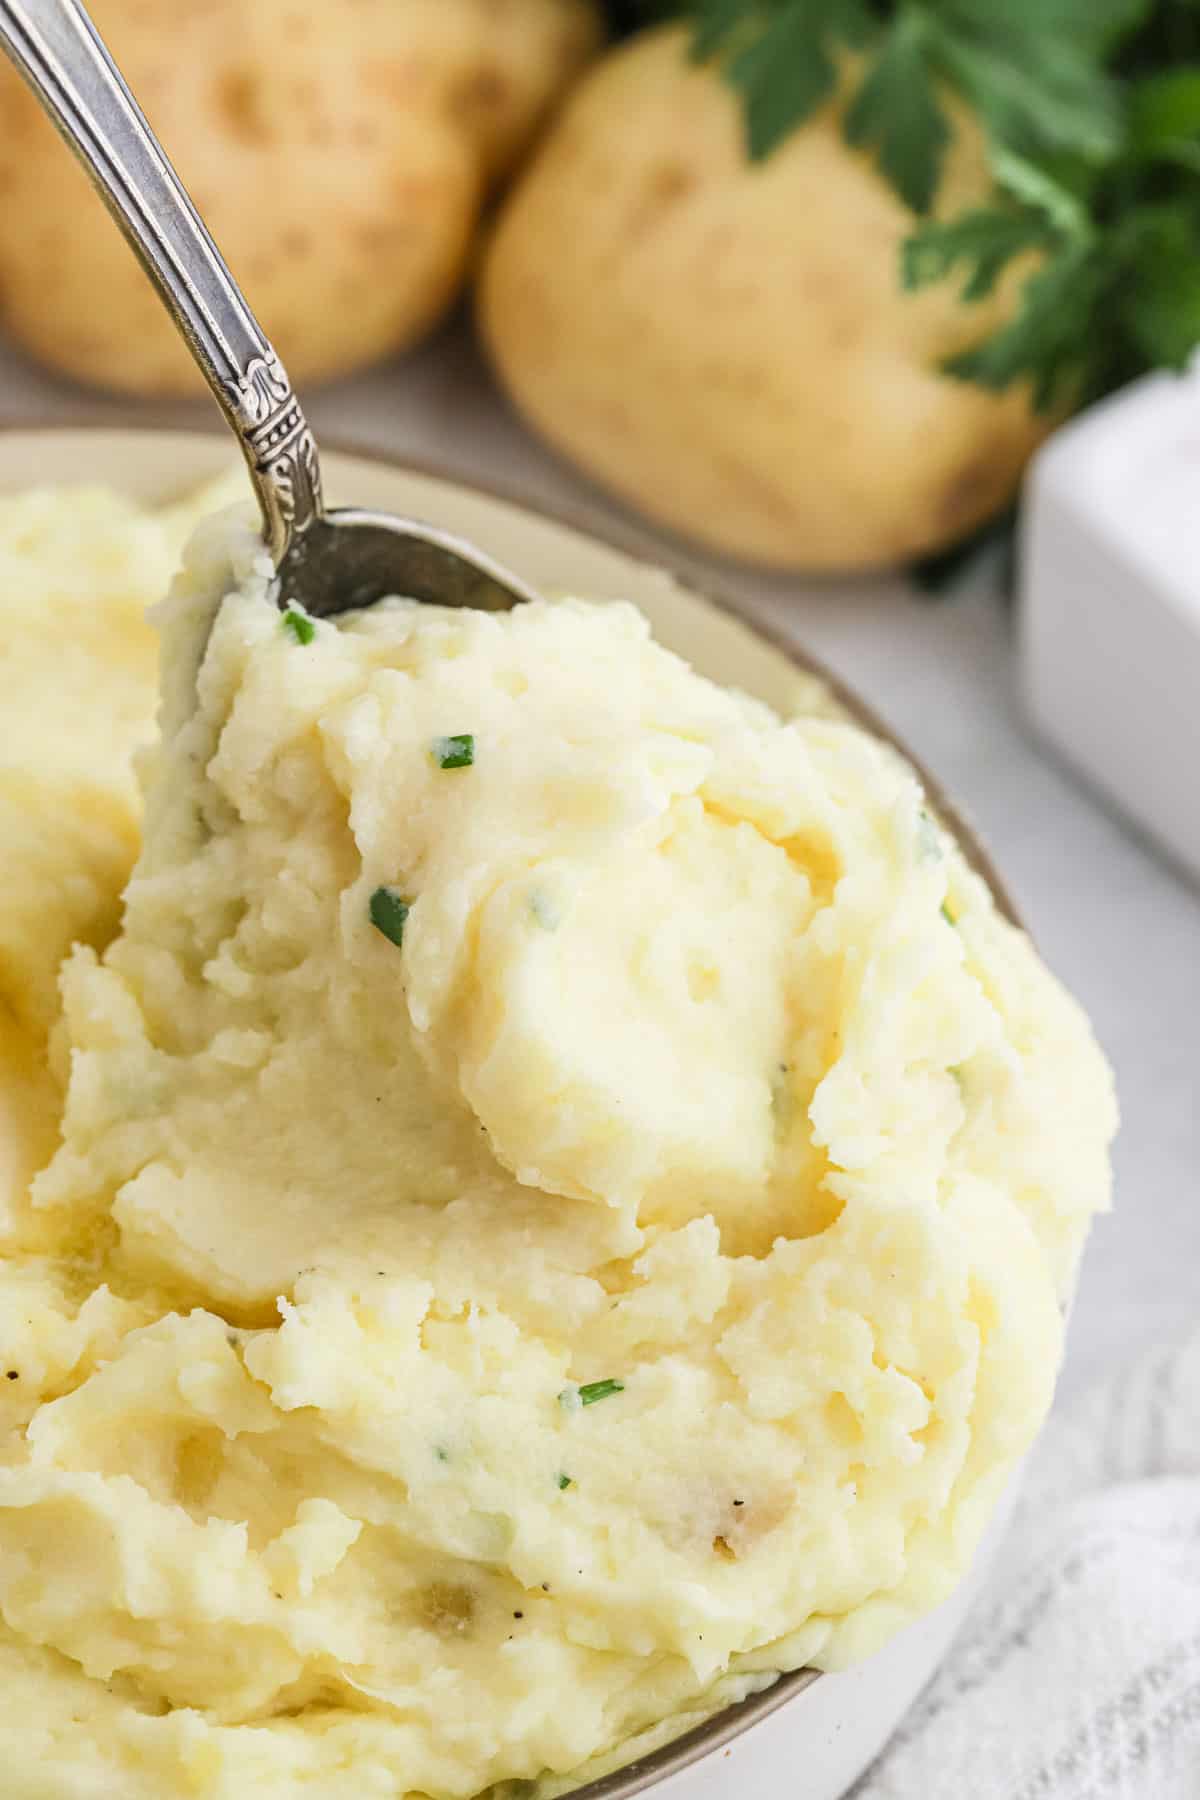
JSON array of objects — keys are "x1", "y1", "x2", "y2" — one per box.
[
  {"x1": 577, "y1": 1378, "x2": 625, "y2": 1406},
  {"x1": 687, "y1": 0, "x2": 871, "y2": 161},
  {"x1": 843, "y1": 10, "x2": 949, "y2": 214},
  {"x1": 431, "y1": 733, "x2": 475, "y2": 771},
  {"x1": 281, "y1": 605, "x2": 315, "y2": 646},
  {"x1": 652, "y1": 0, "x2": 1200, "y2": 412},
  {"x1": 369, "y1": 886, "x2": 410, "y2": 947},
  {"x1": 682, "y1": 0, "x2": 1125, "y2": 207},
  {"x1": 557, "y1": 1472, "x2": 573, "y2": 1489}
]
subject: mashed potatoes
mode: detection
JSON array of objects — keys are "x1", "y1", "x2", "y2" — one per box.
[{"x1": 0, "y1": 491, "x2": 1116, "y2": 1798}]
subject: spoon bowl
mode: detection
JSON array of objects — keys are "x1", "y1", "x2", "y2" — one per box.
[
  {"x1": 278, "y1": 510, "x2": 544, "y2": 618},
  {"x1": 0, "y1": 0, "x2": 538, "y2": 618}
]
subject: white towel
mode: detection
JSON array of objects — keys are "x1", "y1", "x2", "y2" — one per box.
[{"x1": 850, "y1": 1328, "x2": 1200, "y2": 1800}]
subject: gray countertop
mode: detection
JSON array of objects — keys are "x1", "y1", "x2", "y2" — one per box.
[{"x1": 2, "y1": 318, "x2": 1196, "y2": 1405}]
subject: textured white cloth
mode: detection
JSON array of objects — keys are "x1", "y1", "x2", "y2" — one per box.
[{"x1": 852, "y1": 1327, "x2": 1200, "y2": 1800}]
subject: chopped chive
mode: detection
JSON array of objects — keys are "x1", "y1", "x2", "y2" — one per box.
[
  {"x1": 578, "y1": 1378, "x2": 624, "y2": 1407},
  {"x1": 431, "y1": 733, "x2": 475, "y2": 771},
  {"x1": 369, "y1": 886, "x2": 410, "y2": 947},
  {"x1": 434, "y1": 1446, "x2": 450, "y2": 1464},
  {"x1": 281, "y1": 605, "x2": 315, "y2": 646},
  {"x1": 557, "y1": 1472, "x2": 573, "y2": 1490},
  {"x1": 941, "y1": 900, "x2": 957, "y2": 926}
]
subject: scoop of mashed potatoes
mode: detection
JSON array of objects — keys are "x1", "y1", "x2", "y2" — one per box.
[{"x1": 0, "y1": 495, "x2": 1115, "y2": 1798}]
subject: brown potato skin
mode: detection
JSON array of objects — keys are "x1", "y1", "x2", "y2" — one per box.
[
  {"x1": 0, "y1": 0, "x2": 601, "y2": 396},
  {"x1": 479, "y1": 27, "x2": 1057, "y2": 573}
]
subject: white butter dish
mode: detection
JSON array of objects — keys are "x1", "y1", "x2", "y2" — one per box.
[{"x1": 1018, "y1": 370, "x2": 1200, "y2": 884}]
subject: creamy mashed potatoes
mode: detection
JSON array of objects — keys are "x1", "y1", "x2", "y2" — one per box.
[{"x1": 0, "y1": 492, "x2": 1116, "y2": 1799}]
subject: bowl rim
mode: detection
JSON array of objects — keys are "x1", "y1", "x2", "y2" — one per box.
[{"x1": 0, "y1": 416, "x2": 1021, "y2": 1799}]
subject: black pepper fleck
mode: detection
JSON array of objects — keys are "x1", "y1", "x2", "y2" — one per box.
[
  {"x1": 513, "y1": 1610, "x2": 524, "y2": 1619},
  {"x1": 5, "y1": 1371, "x2": 17, "y2": 1381}
]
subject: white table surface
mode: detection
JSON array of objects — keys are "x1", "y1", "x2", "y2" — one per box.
[{"x1": 2, "y1": 318, "x2": 1196, "y2": 1406}]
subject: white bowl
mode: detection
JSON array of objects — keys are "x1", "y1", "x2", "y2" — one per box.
[{"x1": 0, "y1": 424, "x2": 1025, "y2": 1800}]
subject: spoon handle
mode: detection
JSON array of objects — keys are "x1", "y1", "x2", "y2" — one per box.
[{"x1": 0, "y1": 0, "x2": 321, "y2": 559}]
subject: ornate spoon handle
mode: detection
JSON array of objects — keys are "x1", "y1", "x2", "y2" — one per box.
[{"x1": 0, "y1": 0, "x2": 321, "y2": 559}]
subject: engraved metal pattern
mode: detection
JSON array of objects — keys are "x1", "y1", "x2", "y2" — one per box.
[{"x1": 232, "y1": 355, "x2": 322, "y2": 544}]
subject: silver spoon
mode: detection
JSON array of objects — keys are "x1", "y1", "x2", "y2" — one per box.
[{"x1": 0, "y1": 0, "x2": 540, "y2": 617}]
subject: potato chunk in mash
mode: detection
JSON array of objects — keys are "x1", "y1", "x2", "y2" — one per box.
[{"x1": 0, "y1": 498, "x2": 1115, "y2": 1798}]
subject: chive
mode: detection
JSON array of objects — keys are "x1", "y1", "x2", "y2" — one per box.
[
  {"x1": 578, "y1": 1378, "x2": 624, "y2": 1407},
  {"x1": 557, "y1": 1472, "x2": 573, "y2": 1490},
  {"x1": 369, "y1": 886, "x2": 410, "y2": 947},
  {"x1": 281, "y1": 605, "x2": 315, "y2": 646},
  {"x1": 941, "y1": 900, "x2": 957, "y2": 926},
  {"x1": 431, "y1": 733, "x2": 474, "y2": 771}
]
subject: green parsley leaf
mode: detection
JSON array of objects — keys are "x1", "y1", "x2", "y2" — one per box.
[
  {"x1": 557, "y1": 1472, "x2": 573, "y2": 1490},
  {"x1": 1128, "y1": 65, "x2": 1200, "y2": 170},
  {"x1": 368, "y1": 886, "x2": 410, "y2": 948},
  {"x1": 931, "y1": 29, "x2": 1121, "y2": 166},
  {"x1": 431, "y1": 733, "x2": 475, "y2": 771},
  {"x1": 686, "y1": 0, "x2": 747, "y2": 61},
  {"x1": 937, "y1": 0, "x2": 1151, "y2": 60},
  {"x1": 941, "y1": 241, "x2": 1109, "y2": 408},
  {"x1": 902, "y1": 205, "x2": 1052, "y2": 303},
  {"x1": 843, "y1": 9, "x2": 950, "y2": 214},
  {"x1": 693, "y1": 0, "x2": 874, "y2": 162},
  {"x1": 578, "y1": 1378, "x2": 625, "y2": 1406},
  {"x1": 1117, "y1": 203, "x2": 1200, "y2": 366},
  {"x1": 281, "y1": 606, "x2": 315, "y2": 646},
  {"x1": 989, "y1": 148, "x2": 1091, "y2": 236}
]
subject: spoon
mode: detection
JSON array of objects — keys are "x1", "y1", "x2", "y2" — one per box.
[{"x1": 0, "y1": 0, "x2": 540, "y2": 617}]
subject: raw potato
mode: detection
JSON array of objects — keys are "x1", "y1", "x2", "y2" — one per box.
[
  {"x1": 0, "y1": 0, "x2": 601, "y2": 396},
  {"x1": 480, "y1": 27, "x2": 1055, "y2": 573}
]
